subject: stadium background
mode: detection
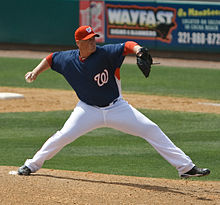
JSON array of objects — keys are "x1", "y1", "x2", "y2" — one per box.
[{"x1": 0, "y1": 0, "x2": 219, "y2": 58}]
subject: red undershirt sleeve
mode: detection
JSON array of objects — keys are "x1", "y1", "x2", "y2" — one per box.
[
  {"x1": 123, "y1": 41, "x2": 139, "y2": 56},
  {"x1": 46, "y1": 53, "x2": 53, "y2": 67}
]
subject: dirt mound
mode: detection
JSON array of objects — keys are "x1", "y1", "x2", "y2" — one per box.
[
  {"x1": 0, "y1": 87, "x2": 220, "y2": 114},
  {"x1": 1, "y1": 166, "x2": 219, "y2": 205}
]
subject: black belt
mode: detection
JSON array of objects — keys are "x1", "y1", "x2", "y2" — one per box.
[{"x1": 96, "y1": 98, "x2": 118, "y2": 107}]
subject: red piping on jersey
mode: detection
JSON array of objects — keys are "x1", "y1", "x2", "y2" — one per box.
[
  {"x1": 115, "y1": 41, "x2": 138, "y2": 80},
  {"x1": 114, "y1": 68, "x2": 120, "y2": 80},
  {"x1": 46, "y1": 53, "x2": 53, "y2": 67},
  {"x1": 79, "y1": 55, "x2": 86, "y2": 62}
]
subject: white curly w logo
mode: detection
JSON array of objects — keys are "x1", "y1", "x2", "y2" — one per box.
[{"x1": 94, "y1": 69, "x2": 109, "y2": 87}]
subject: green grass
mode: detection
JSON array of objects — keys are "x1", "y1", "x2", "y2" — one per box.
[
  {"x1": 0, "y1": 57, "x2": 220, "y2": 100},
  {"x1": 0, "y1": 57, "x2": 70, "y2": 89},
  {"x1": 0, "y1": 110, "x2": 219, "y2": 180},
  {"x1": 121, "y1": 64, "x2": 220, "y2": 100}
]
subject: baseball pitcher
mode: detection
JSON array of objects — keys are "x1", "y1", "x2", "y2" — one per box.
[{"x1": 19, "y1": 26, "x2": 210, "y2": 179}]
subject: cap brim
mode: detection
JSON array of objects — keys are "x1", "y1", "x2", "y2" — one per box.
[{"x1": 81, "y1": 33, "x2": 100, "y2": 40}]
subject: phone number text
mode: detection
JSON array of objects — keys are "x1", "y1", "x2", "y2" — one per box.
[{"x1": 178, "y1": 32, "x2": 220, "y2": 45}]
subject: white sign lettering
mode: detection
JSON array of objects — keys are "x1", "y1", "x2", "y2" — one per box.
[{"x1": 108, "y1": 8, "x2": 174, "y2": 26}]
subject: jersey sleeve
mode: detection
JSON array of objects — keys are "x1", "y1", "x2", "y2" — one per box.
[
  {"x1": 103, "y1": 43, "x2": 126, "y2": 70},
  {"x1": 123, "y1": 41, "x2": 138, "y2": 56},
  {"x1": 49, "y1": 52, "x2": 65, "y2": 74},
  {"x1": 46, "y1": 53, "x2": 53, "y2": 67}
]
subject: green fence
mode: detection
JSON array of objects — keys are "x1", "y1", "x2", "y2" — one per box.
[{"x1": 0, "y1": 0, "x2": 79, "y2": 46}]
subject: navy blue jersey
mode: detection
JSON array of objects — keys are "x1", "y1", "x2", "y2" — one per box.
[{"x1": 51, "y1": 43, "x2": 125, "y2": 107}]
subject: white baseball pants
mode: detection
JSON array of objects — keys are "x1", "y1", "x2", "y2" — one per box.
[{"x1": 25, "y1": 99, "x2": 195, "y2": 175}]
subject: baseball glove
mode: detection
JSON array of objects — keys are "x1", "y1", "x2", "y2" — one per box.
[{"x1": 136, "y1": 47, "x2": 153, "y2": 78}]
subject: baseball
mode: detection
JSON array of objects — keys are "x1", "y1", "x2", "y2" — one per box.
[{"x1": 25, "y1": 73, "x2": 33, "y2": 83}]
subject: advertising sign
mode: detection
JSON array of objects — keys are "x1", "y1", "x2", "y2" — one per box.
[
  {"x1": 79, "y1": 1, "x2": 105, "y2": 43},
  {"x1": 105, "y1": 1, "x2": 220, "y2": 52},
  {"x1": 176, "y1": 6, "x2": 220, "y2": 50},
  {"x1": 106, "y1": 4, "x2": 177, "y2": 43}
]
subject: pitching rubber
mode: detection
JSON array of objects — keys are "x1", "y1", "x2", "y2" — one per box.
[
  {"x1": 9, "y1": 170, "x2": 18, "y2": 175},
  {"x1": 0, "y1": 92, "x2": 24, "y2": 100}
]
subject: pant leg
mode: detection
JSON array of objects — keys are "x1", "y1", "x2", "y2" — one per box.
[
  {"x1": 105, "y1": 99, "x2": 194, "y2": 175},
  {"x1": 25, "y1": 101, "x2": 104, "y2": 172}
]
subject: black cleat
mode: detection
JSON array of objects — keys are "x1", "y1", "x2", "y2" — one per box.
[
  {"x1": 181, "y1": 166, "x2": 210, "y2": 179},
  {"x1": 18, "y1": 165, "x2": 32, "y2": 176}
]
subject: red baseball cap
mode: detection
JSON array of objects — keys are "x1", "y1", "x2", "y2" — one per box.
[{"x1": 75, "y1": 25, "x2": 100, "y2": 41}]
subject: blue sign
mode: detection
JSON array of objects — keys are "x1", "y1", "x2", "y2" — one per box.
[{"x1": 105, "y1": 1, "x2": 220, "y2": 52}]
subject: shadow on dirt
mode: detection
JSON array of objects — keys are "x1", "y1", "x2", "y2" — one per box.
[{"x1": 33, "y1": 173, "x2": 212, "y2": 202}]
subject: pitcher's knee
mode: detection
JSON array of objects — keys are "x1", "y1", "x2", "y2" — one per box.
[
  {"x1": 50, "y1": 130, "x2": 75, "y2": 146},
  {"x1": 141, "y1": 123, "x2": 163, "y2": 139},
  {"x1": 147, "y1": 123, "x2": 160, "y2": 132}
]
